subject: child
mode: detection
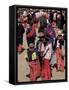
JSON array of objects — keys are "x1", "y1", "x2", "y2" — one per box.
[
  {"x1": 41, "y1": 37, "x2": 52, "y2": 80},
  {"x1": 26, "y1": 43, "x2": 40, "y2": 81}
]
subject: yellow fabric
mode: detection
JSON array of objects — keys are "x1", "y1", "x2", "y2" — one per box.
[{"x1": 32, "y1": 52, "x2": 37, "y2": 60}]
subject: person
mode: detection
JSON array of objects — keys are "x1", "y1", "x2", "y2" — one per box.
[
  {"x1": 41, "y1": 37, "x2": 52, "y2": 80},
  {"x1": 40, "y1": 11, "x2": 48, "y2": 28},
  {"x1": 16, "y1": 20, "x2": 25, "y2": 53},
  {"x1": 51, "y1": 20, "x2": 60, "y2": 38},
  {"x1": 54, "y1": 32, "x2": 64, "y2": 71},
  {"x1": 56, "y1": 11, "x2": 65, "y2": 29},
  {"x1": 44, "y1": 23, "x2": 56, "y2": 49},
  {"x1": 22, "y1": 16, "x2": 30, "y2": 49},
  {"x1": 26, "y1": 19, "x2": 38, "y2": 46},
  {"x1": 36, "y1": 30, "x2": 45, "y2": 68},
  {"x1": 50, "y1": 20, "x2": 59, "y2": 68},
  {"x1": 49, "y1": 11, "x2": 54, "y2": 23},
  {"x1": 22, "y1": 16, "x2": 29, "y2": 30},
  {"x1": 56, "y1": 11, "x2": 62, "y2": 29},
  {"x1": 60, "y1": 11, "x2": 65, "y2": 29},
  {"x1": 26, "y1": 43, "x2": 41, "y2": 81}
]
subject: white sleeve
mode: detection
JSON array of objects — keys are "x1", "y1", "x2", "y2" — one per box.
[{"x1": 43, "y1": 43, "x2": 52, "y2": 60}]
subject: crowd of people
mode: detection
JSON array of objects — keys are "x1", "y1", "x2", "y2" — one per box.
[{"x1": 16, "y1": 8, "x2": 66, "y2": 81}]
